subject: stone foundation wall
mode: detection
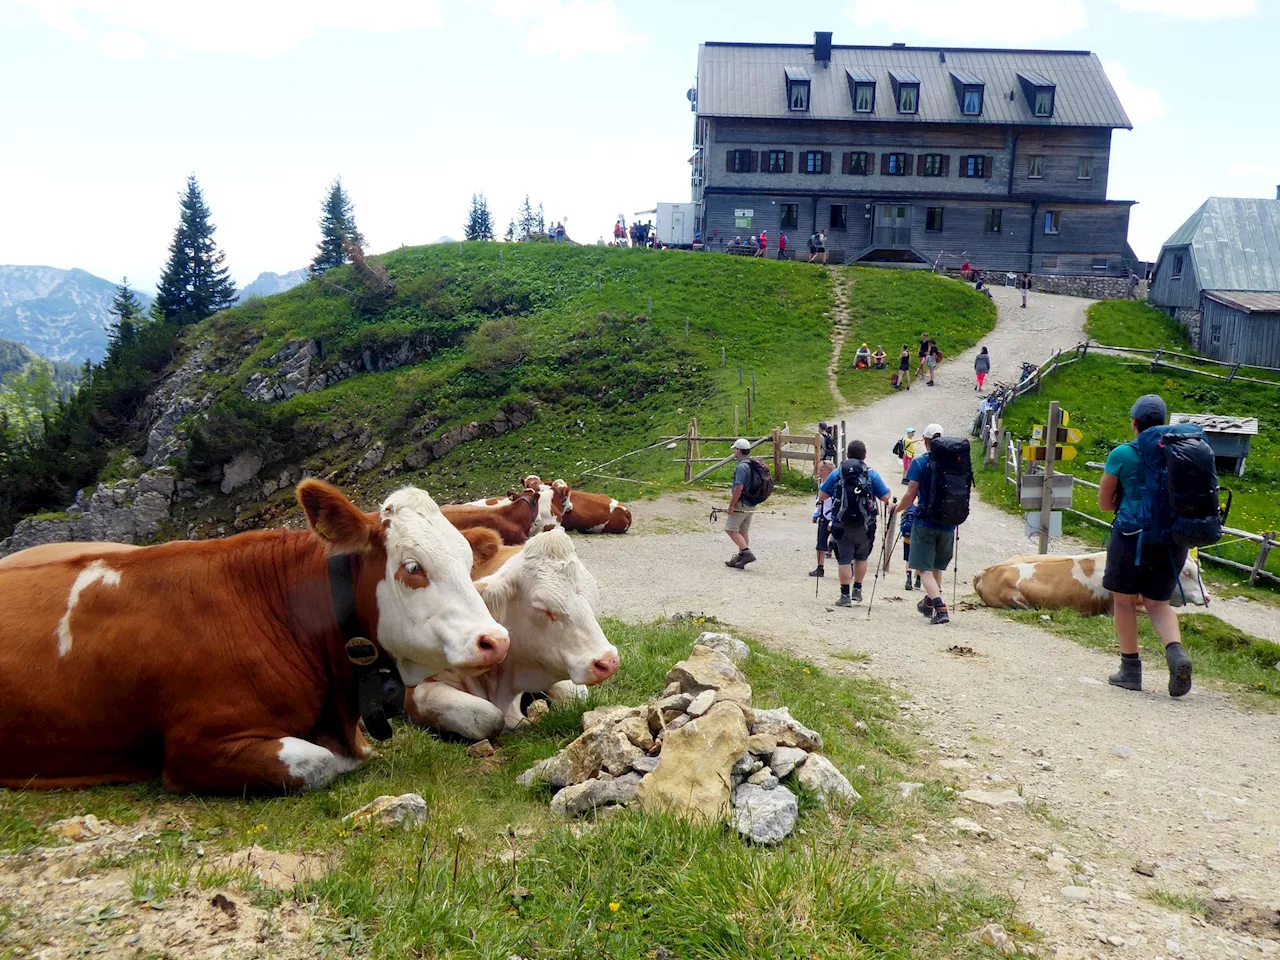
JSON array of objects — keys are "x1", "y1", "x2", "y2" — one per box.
[
  {"x1": 946, "y1": 271, "x2": 1147, "y2": 301},
  {"x1": 1174, "y1": 307, "x2": 1203, "y2": 348}
]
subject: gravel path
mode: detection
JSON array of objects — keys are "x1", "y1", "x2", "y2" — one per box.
[{"x1": 575, "y1": 283, "x2": 1280, "y2": 958}]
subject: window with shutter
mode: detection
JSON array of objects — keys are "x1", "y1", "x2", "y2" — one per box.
[
  {"x1": 823, "y1": 152, "x2": 832, "y2": 175},
  {"x1": 941, "y1": 155, "x2": 950, "y2": 177},
  {"x1": 880, "y1": 153, "x2": 890, "y2": 175},
  {"x1": 729, "y1": 149, "x2": 753, "y2": 173},
  {"x1": 905, "y1": 154, "x2": 915, "y2": 176},
  {"x1": 783, "y1": 152, "x2": 793, "y2": 173},
  {"x1": 804, "y1": 151, "x2": 824, "y2": 174},
  {"x1": 886, "y1": 153, "x2": 909, "y2": 176},
  {"x1": 921, "y1": 154, "x2": 944, "y2": 176},
  {"x1": 983, "y1": 155, "x2": 993, "y2": 178},
  {"x1": 842, "y1": 152, "x2": 852, "y2": 175},
  {"x1": 767, "y1": 150, "x2": 788, "y2": 173}
]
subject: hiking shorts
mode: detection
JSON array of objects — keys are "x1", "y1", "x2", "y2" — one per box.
[
  {"x1": 1102, "y1": 529, "x2": 1188, "y2": 602},
  {"x1": 816, "y1": 515, "x2": 832, "y2": 552},
  {"x1": 834, "y1": 524, "x2": 876, "y2": 566},
  {"x1": 909, "y1": 524, "x2": 954, "y2": 572},
  {"x1": 725, "y1": 509, "x2": 754, "y2": 535}
]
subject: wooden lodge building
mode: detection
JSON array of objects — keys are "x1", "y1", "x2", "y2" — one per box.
[{"x1": 689, "y1": 32, "x2": 1139, "y2": 276}]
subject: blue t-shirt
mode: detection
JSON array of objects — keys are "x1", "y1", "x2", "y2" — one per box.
[
  {"x1": 906, "y1": 453, "x2": 955, "y2": 531},
  {"x1": 1104, "y1": 442, "x2": 1144, "y2": 530},
  {"x1": 821, "y1": 461, "x2": 891, "y2": 502}
]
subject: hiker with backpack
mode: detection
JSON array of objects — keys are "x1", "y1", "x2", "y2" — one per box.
[
  {"x1": 1099, "y1": 394, "x2": 1224, "y2": 697},
  {"x1": 724, "y1": 438, "x2": 773, "y2": 569},
  {"x1": 819, "y1": 439, "x2": 892, "y2": 606},
  {"x1": 810, "y1": 461, "x2": 836, "y2": 578},
  {"x1": 892, "y1": 423, "x2": 972, "y2": 624}
]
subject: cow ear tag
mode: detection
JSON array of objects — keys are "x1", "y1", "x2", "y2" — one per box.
[{"x1": 345, "y1": 637, "x2": 379, "y2": 666}]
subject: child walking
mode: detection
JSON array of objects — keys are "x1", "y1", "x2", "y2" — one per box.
[{"x1": 899, "y1": 505, "x2": 922, "y2": 591}]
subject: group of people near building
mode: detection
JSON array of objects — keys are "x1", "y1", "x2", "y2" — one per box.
[
  {"x1": 612, "y1": 219, "x2": 662, "y2": 249},
  {"x1": 718, "y1": 388, "x2": 1198, "y2": 699}
]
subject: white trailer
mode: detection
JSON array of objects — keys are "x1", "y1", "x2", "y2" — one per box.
[{"x1": 655, "y1": 202, "x2": 698, "y2": 248}]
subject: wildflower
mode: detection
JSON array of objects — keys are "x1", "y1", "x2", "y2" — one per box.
[
  {"x1": 608, "y1": 901, "x2": 621, "y2": 913},
  {"x1": 803, "y1": 668, "x2": 811, "y2": 675}
]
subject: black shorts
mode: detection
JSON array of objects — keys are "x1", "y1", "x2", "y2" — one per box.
[
  {"x1": 834, "y1": 525, "x2": 875, "y2": 565},
  {"x1": 1102, "y1": 529, "x2": 1188, "y2": 602},
  {"x1": 816, "y1": 515, "x2": 832, "y2": 552}
]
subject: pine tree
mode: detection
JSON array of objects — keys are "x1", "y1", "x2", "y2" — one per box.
[
  {"x1": 153, "y1": 176, "x2": 237, "y2": 325},
  {"x1": 464, "y1": 192, "x2": 494, "y2": 241},
  {"x1": 516, "y1": 195, "x2": 536, "y2": 241},
  {"x1": 311, "y1": 177, "x2": 365, "y2": 276},
  {"x1": 108, "y1": 278, "x2": 143, "y2": 352},
  {"x1": 505, "y1": 219, "x2": 516, "y2": 242}
]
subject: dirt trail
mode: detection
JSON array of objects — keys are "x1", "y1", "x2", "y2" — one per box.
[
  {"x1": 827, "y1": 271, "x2": 852, "y2": 407},
  {"x1": 577, "y1": 283, "x2": 1280, "y2": 958}
]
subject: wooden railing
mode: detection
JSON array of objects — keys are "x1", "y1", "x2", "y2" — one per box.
[{"x1": 664, "y1": 421, "x2": 824, "y2": 482}]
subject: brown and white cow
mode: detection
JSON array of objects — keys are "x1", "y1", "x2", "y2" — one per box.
[
  {"x1": 0, "y1": 480, "x2": 509, "y2": 793},
  {"x1": 441, "y1": 489, "x2": 540, "y2": 545},
  {"x1": 405, "y1": 527, "x2": 619, "y2": 742},
  {"x1": 973, "y1": 551, "x2": 1208, "y2": 616},
  {"x1": 547, "y1": 479, "x2": 632, "y2": 534},
  {"x1": 465, "y1": 482, "x2": 567, "y2": 536}
]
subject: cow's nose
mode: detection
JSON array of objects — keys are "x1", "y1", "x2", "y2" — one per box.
[
  {"x1": 589, "y1": 652, "x2": 620, "y2": 683},
  {"x1": 475, "y1": 630, "x2": 509, "y2": 666}
]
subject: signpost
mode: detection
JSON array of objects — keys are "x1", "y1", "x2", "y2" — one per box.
[
  {"x1": 1037, "y1": 402, "x2": 1062, "y2": 554},
  {"x1": 1021, "y1": 444, "x2": 1078, "y2": 462},
  {"x1": 1031, "y1": 425, "x2": 1083, "y2": 445},
  {"x1": 1018, "y1": 474, "x2": 1074, "y2": 509}
]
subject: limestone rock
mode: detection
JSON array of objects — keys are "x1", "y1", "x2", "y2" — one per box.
[
  {"x1": 795, "y1": 754, "x2": 859, "y2": 803},
  {"x1": 220, "y1": 451, "x2": 264, "y2": 495},
  {"x1": 547, "y1": 680, "x2": 588, "y2": 703},
  {"x1": 732, "y1": 783, "x2": 798, "y2": 845},
  {"x1": 48, "y1": 815, "x2": 109, "y2": 842},
  {"x1": 768, "y1": 746, "x2": 808, "y2": 778},
  {"x1": 749, "y1": 707, "x2": 822, "y2": 751},
  {"x1": 746, "y1": 733, "x2": 778, "y2": 756},
  {"x1": 342, "y1": 793, "x2": 427, "y2": 830},
  {"x1": 524, "y1": 699, "x2": 550, "y2": 724},
  {"x1": 631, "y1": 756, "x2": 659, "y2": 774},
  {"x1": 582, "y1": 705, "x2": 640, "y2": 731},
  {"x1": 959, "y1": 789, "x2": 1025, "y2": 809},
  {"x1": 466, "y1": 740, "x2": 496, "y2": 759},
  {"x1": 618, "y1": 715, "x2": 655, "y2": 751},
  {"x1": 550, "y1": 773, "x2": 643, "y2": 817},
  {"x1": 732, "y1": 753, "x2": 764, "y2": 779},
  {"x1": 694, "y1": 631, "x2": 750, "y2": 665},
  {"x1": 747, "y1": 768, "x2": 779, "y2": 790},
  {"x1": 978, "y1": 923, "x2": 1018, "y2": 956},
  {"x1": 666, "y1": 646, "x2": 752, "y2": 708},
  {"x1": 686, "y1": 689, "x2": 716, "y2": 717},
  {"x1": 638, "y1": 702, "x2": 749, "y2": 821},
  {"x1": 536, "y1": 724, "x2": 642, "y2": 787}
]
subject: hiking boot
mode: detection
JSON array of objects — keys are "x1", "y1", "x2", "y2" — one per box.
[
  {"x1": 725, "y1": 552, "x2": 747, "y2": 569},
  {"x1": 914, "y1": 575, "x2": 922, "y2": 589},
  {"x1": 905, "y1": 573, "x2": 914, "y2": 591},
  {"x1": 739, "y1": 549, "x2": 757, "y2": 566},
  {"x1": 834, "y1": 594, "x2": 852, "y2": 608},
  {"x1": 916, "y1": 597, "x2": 934, "y2": 617},
  {"x1": 852, "y1": 584, "x2": 863, "y2": 603},
  {"x1": 1108, "y1": 656, "x2": 1143, "y2": 691},
  {"x1": 930, "y1": 605, "x2": 950, "y2": 625},
  {"x1": 809, "y1": 566, "x2": 825, "y2": 578},
  {"x1": 1165, "y1": 643, "x2": 1193, "y2": 698}
]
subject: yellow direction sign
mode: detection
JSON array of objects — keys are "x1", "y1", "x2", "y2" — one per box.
[
  {"x1": 1022, "y1": 445, "x2": 1078, "y2": 462},
  {"x1": 1058, "y1": 409, "x2": 1070, "y2": 427},
  {"x1": 1032, "y1": 425, "x2": 1083, "y2": 444}
]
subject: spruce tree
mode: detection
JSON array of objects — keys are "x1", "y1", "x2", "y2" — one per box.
[
  {"x1": 505, "y1": 219, "x2": 516, "y2": 242},
  {"x1": 108, "y1": 278, "x2": 143, "y2": 352},
  {"x1": 464, "y1": 192, "x2": 494, "y2": 241},
  {"x1": 153, "y1": 176, "x2": 237, "y2": 325},
  {"x1": 516, "y1": 195, "x2": 536, "y2": 241},
  {"x1": 311, "y1": 177, "x2": 365, "y2": 276}
]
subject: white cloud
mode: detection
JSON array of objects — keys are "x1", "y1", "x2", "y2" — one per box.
[
  {"x1": 96, "y1": 31, "x2": 146, "y2": 60},
  {"x1": 847, "y1": 0, "x2": 1087, "y2": 44},
  {"x1": 1109, "y1": 0, "x2": 1256, "y2": 19},
  {"x1": 489, "y1": 0, "x2": 647, "y2": 59},
  {"x1": 1104, "y1": 62, "x2": 1166, "y2": 126},
  {"x1": 15, "y1": 0, "x2": 443, "y2": 58}
]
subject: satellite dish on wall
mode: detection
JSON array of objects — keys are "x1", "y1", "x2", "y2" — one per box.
[{"x1": 686, "y1": 88, "x2": 697, "y2": 103}]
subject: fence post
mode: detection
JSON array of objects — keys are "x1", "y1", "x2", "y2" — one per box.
[
  {"x1": 684, "y1": 422, "x2": 693, "y2": 482},
  {"x1": 751, "y1": 372, "x2": 757, "y2": 402},
  {"x1": 721, "y1": 346, "x2": 726, "y2": 367},
  {"x1": 648, "y1": 296, "x2": 653, "y2": 315},
  {"x1": 772, "y1": 428, "x2": 782, "y2": 480},
  {"x1": 1228, "y1": 362, "x2": 1240, "y2": 384},
  {"x1": 1250, "y1": 532, "x2": 1275, "y2": 585},
  {"x1": 814, "y1": 432, "x2": 821, "y2": 474},
  {"x1": 735, "y1": 405, "x2": 739, "y2": 436},
  {"x1": 738, "y1": 364, "x2": 743, "y2": 386},
  {"x1": 691, "y1": 417, "x2": 700, "y2": 462},
  {"x1": 745, "y1": 391, "x2": 751, "y2": 426},
  {"x1": 1037, "y1": 401, "x2": 1061, "y2": 554}
]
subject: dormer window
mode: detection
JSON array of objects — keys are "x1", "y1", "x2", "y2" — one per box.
[
  {"x1": 1018, "y1": 71, "x2": 1057, "y2": 118},
  {"x1": 950, "y1": 70, "x2": 984, "y2": 116},
  {"x1": 889, "y1": 69, "x2": 920, "y2": 115},
  {"x1": 785, "y1": 67, "x2": 811, "y2": 112},
  {"x1": 846, "y1": 68, "x2": 876, "y2": 113}
]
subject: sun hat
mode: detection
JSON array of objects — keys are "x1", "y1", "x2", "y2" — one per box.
[
  {"x1": 732, "y1": 438, "x2": 752, "y2": 451},
  {"x1": 923, "y1": 423, "x2": 944, "y2": 439}
]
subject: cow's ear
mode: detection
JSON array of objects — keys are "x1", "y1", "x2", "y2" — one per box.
[
  {"x1": 552, "y1": 479, "x2": 569, "y2": 493},
  {"x1": 461, "y1": 527, "x2": 502, "y2": 579},
  {"x1": 298, "y1": 479, "x2": 379, "y2": 554}
]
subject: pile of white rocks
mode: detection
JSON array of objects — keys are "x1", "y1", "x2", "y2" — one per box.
[{"x1": 516, "y1": 632, "x2": 859, "y2": 845}]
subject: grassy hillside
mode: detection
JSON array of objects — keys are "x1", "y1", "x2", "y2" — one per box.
[
  {"x1": 975, "y1": 301, "x2": 1280, "y2": 588},
  {"x1": 834, "y1": 268, "x2": 998, "y2": 406},
  {"x1": 165, "y1": 244, "x2": 836, "y2": 527}
]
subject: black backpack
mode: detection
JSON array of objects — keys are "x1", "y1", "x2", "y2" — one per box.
[
  {"x1": 1131, "y1": 424, "x2": 1230, "y2": 547},
  {"x1": 836, "y1": 459, "x2": 878, "y2": 533},
  {"x1": 922, "y1": 437, "x2": 973, "y2": 527},
  {"x1": 741, "y1": 458, "x2": 775, "y2": 506}
]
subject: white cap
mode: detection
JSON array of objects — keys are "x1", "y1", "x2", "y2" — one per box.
[
  {"x1": 732, "y1": 438, "x2": 752, "y2": 451},
  {"x1": 923, "y1": 423, "x2": 944, "y2": 439}
]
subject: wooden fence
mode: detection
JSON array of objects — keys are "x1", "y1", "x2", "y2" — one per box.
[{"x1": 662, "y1": 420, "x2": 825, "y2": 483}]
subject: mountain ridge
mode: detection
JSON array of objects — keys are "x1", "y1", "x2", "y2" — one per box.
[{"x1": 0, "y1": 265, "x2": 152, "y2": 364}]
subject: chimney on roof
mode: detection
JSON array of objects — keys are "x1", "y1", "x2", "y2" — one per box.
[
  {"x1": 1276, "y1": 184, "x2": 1280, "y2": 201},
  {"x1": 813, "y1": 31, "x2": 832, "y2": 66}
]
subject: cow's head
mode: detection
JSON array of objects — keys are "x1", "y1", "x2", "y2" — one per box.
[
  {"x1": 299, "y1": 480, "x2": 510, "y2": 685},
  {"x1": 552, "y1": 479, "x2": 574, "y2": 517},
  {"x1": 1170, "y1": 556, "x2": 1209, "y2": 608},
  {"x1": 475, "y1": 529, "x2": 619, "y2": 689}
]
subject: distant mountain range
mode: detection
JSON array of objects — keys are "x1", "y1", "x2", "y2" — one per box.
[
  {"x1": 0, "y1": 266, "x2": 152, "y2": 364},
  {"x1": 237, "y1": 268, "x2": 309, "y2": 302}
]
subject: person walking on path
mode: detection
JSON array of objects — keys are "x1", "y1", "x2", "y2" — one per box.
[
  {"x1": 974, "y1": 346, "x2": 991, "y2": 391},
  {"x1": 755, "y1": 230, "x2": 768, "y2": 258},
  {"x1": 725, "y1": 438, "x2": 760, "y2": 569},
  {"x1": 1098, "y1": 394, "x2": 1194, "y2": 697},
  {"x1": 916, "y1": 332, "x2": 931, "y2": 379},
  {"x1": 926, "y1": 345, "x2": 941, "y2": 386},
  {"x1": 896, "y1": 344, "x2": 912, "y2": 390},
  {"x1": 893, "y1": 424, "x2": 957, "y2": 624},
  {"x1": 778, "y1": 232, "x2": 788, "y2": 259},
  {"x1": 1021, "y1": 273, "x2": 1030, "y2": 309},
  {"x1": 820, "y1": 439, "x2": 891, "y2": 606},
  {"x1": 895, "y1": 425, "x2": 919, "y2": 482},
  {"x1": 899, "y1": 504, "x2": 922, "y2": 591},
  {"x1": 819, "y1": 422, "x2": 837, "y2": 463},
  {"x1": 810, "y1": 461, "x2": 835, "y2": 578}
]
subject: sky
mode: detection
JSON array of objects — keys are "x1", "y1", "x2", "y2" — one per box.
[{"x1": 1, "y1": 0, "x2": 1277, "y2": 292}]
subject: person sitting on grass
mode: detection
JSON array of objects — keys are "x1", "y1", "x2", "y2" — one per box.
[
  {"x1": 871, "y1": 346, "x2": 886, "y2": 369},
  {"x1": 854, "y1": 343, "x2": 871, "y2": 369}
]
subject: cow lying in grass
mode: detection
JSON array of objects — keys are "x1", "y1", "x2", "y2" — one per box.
[
  {"x1": 405, "y1": 526, "x2": 619, "y2": 742},
  {"x1": 973, "y1": 551, "x2": 1208, "y2": 616},
  {"x1": 523, "y1": 476, "x2": 632, "y2": 534},
  {"x1": 441, "y1": 488, "x2": 546, "y2": 545},
  {"x1": 466, "y1": 482, "x2": 569, "y2": 536},
  {"x1": 0, "y1": 481, "x2": 509, "y2": 793}
]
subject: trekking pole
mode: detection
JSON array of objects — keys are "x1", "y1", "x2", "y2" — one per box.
[
  {"x1": 952, "y1": 525, "x2": 960, "y2": 611},
  {"x1": 865, "y1": 500, "x2": 896, "y2": 619}
]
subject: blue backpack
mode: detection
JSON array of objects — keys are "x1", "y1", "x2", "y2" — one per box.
[{"x1": 1128, "y1": 423, "x2": 1229, "y2": 550}]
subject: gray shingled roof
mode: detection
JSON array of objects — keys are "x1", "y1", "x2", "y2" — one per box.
[
  {"x1": 1162, "y1": 198, "x2": 1280, "y2": 293},
  {"x1": 696, "y1": 42, "x2": 1132, "y2": 128}
]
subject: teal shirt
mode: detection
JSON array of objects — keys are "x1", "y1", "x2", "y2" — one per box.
[{"x1": 1104, "y1": 442, "x2": 1143, "y2": 528}]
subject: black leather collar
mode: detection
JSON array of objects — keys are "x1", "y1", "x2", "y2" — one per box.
[{"x1": 327, "y1": 554, "x2": 404, "y2": 741}]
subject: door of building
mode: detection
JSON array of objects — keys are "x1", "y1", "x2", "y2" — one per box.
[{"x1": 873, "y1": 205, "x2": 911, "y2": 248}]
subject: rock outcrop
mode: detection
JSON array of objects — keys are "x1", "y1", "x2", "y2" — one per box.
[
  {"x1": 142, "y1": 341, "x2": 214, "y2": 467},
  {"x1": 0, "y1": 469, "x2": 175, "y2": 555}
]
